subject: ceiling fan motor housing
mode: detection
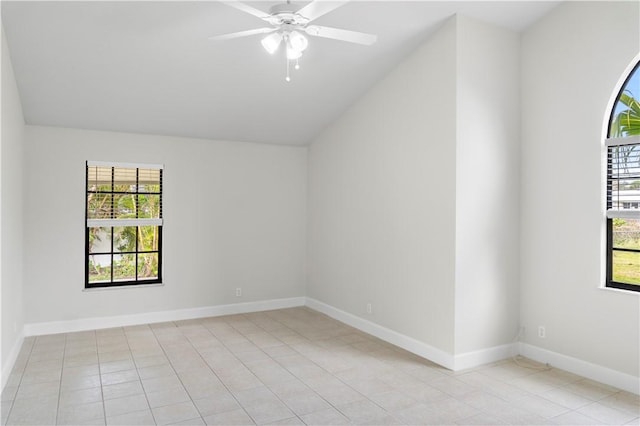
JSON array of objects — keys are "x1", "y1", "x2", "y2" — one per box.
[{"x1": 267, "y1": 3, "x2": 309, "y2": 27}]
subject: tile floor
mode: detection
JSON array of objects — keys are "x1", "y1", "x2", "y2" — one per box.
[{"x1": 1, "y1": 307, "x2": 638, "y2": 425}]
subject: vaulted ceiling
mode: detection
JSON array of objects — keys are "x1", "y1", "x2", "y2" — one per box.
[{"x1": 1, "y1": 1, "x2": 559, "y2": 145}]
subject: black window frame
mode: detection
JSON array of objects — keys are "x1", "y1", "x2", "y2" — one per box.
[
  {"x1": 85, "y1": 162, "x2": 163, "y2": 289},
  {"x1": 605, "y1": 61, "x2": 640, "y2": 293}
]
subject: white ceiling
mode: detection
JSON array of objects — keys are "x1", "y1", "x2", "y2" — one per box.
[{"x1": 1, "y1": 1, "x2": 559, "y2": 146}]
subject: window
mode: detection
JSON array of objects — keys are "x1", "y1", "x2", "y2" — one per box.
[
  {"x1": 606, "y1": 61, "x2": 640, "y2": 292},
  {"x1": 86, "y1": 161, "x2": 163, "y2": 288}
]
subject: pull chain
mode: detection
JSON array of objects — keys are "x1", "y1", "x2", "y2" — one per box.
[{"x1": 285, "y1": 58, "x2": 291, "y2": 82}]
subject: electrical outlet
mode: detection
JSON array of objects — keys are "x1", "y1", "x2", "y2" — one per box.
[
  {"x1": 366, "y1": 303, "x2": 372, "y2": 314},
  {"x1": 538, "y1": 326, "x2": 546, "y2": 338},
  {"x1": 236, "y1": 288, "x2": 242, "y2": 297}
]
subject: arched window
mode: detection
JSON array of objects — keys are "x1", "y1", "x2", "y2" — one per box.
[{"x1": 606, "y1": 60, "x2": 640, "y2": 292}]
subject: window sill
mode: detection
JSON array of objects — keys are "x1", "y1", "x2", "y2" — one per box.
[
  {"x1": 83, "y1": 283, "x2": 164, "y2": 292},
  {"x1": 598, "y1": 285, "x2": 640, "y2": 296}
]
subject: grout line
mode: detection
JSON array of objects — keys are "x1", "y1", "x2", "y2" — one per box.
[
  {"x1": 54, "y1": 333, "x2": 68, "y2": 425},
  {"x1": 122, "y1": 325, "x2": 158, "y2": 425},
  {"x1": 4, "y1": 336, "x2": 36, "y2": 425}
]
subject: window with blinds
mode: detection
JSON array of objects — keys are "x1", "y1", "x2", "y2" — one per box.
[
  {"x1": 605, "y1": 60, "x2": 639, "y2": 292},
  {"x1": 85, "y1": 161, "x2": 163, "y2": 288}
]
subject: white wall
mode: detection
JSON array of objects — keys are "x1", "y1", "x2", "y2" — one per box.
[
  {"x1": 308, "y1": 19, "x2": 458, "y2": 354},
  {"x1": 308, "y1": 15, "x2": 522, "y2": 363},
  {"x1": 1, "y1": 26, "x2": 25, "y2": 385},
  {"x1": 23, "y1": 126, "x2": 307, "y2": 325},
  {"x1": 455, "y1": 16, "x2": 520, "y2": 354},
  {"x1": 521, "y1": 1, "x2": 640, "y2": 377}
]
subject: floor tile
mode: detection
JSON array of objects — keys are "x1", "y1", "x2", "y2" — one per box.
[
  {"x1": 243, "y1": 401, "x2": 294, "y2": 424},
  {"x1": 1, "y1": 386, "x2": 18, "y2": 403},
  {"x1": 280, "y1": 391, "x2": 331, "y2": 416},
  {"x1": 202, "y1": 408, "x2": 255, "y2": 425},
  {"x1": 456, "y1": 412, "x2": 509, "y2": 425},
  {"x1": 3, "y1": 374, "x2": 23, "y2": 389},
  {"x1": 134, "y1": 355, "x2": 170, "y2": 369},
  {"x1": 104, "y1": 393, "x2": 150, "y2": 418},
  {"x1": 299, "y1": 407, "x2": 350, "y2": 425},
  {"x1": 146, "y1": 387, "x2": 191, "y2": 409},
  {"x1": 169, "y1": 417, "x2": 205, "y2": 425},
  {"x1": 152, "y1": 401, "x2": 200, "y2": 425},
  {"x1": 368, "y1": 390, "x2": 417, "y2": 411},
  {"x1": 393, "y1": 402, "x2": 448, "y2": 424},
  {"x1": 193, "y1": 390, "x2": 240, "y2": 417},
  {"x1": 428, "y1": 375, "x2": 478, "y2": 397},
  {"x1": 565, "y1": 379, "x2": 620, "y2": 401},
  {"x1": 99, "y1": 350, "x2": 133, "y2": 363},
  {"x1": 263, "y1": 416, "x2": 304, "y2": 425},
  {"x1": 182, "y1": 380, "x2": 227, "y2": 400},
  {"x1": 142, "y1": 375, "x2": 183, "y2": 394},
  {"x1": 56, "y1": 400, "x2": 104, "y2": 425},
  {"x1": 29, "y1": 350, "x2": 64, "y2": 363},
  {"x1": 24, "y1": 359, "x2": 63, "y2": 375},
  {"x1": 343, "y1": 377, "x2": 394, "y2": 396},
  {"x1": 510, "y1": 373, "x2": 559, "y2": 394},
  {"x1": 396, "y1": 381, "x2": 447, "y2": 403},
  {"x1": 312, "y1": 383, "x2": 365, "y2": 406},
  {"x1": 101, "y1": 359, "x2": 136, "y2": 375},
  {"x1": 600, "y1": 392, "x2": 640, "y2": 417},
  {"x1": 551, "y1": 410, "x2": 604, "y2": 425},
  {"x1": 6, "y1": 395, "x2": 58, "y2": 425},
  {"x1": 64, "y1": 353, "x2": 100, "y2": 368},
  {"x1": 218, "y1": 371, "x2": 263, "y2": 392},
  {"x1": 103, "y1": 380, "x2": 145, "y2": 400},
  {"x1": 1, "y1": 400, "x2": 13, "y2": 425},
  {"x1": 334, "y1": 399, "x2": 387, "y2": 423},
  {"x1": 138, "y1": 364, "x2": 176, "y2": 380},
  {"x1": 267, "y1": 380, "x2": 309, "y2": 400},
  {"x1": 14, "y1": 380, "x2": 60, "y2": 399},
  {"x1": 422, "y1": 396, "x2": 480, "y2": 422},
  {"x1": 577, "y1": 401, "x2": 638, "y2": 425},
  {"x1": 514, "y1": 394, "x2": 571, "y2": 418},
  {"x1": 540, "y1": 386, "x2": 594, "y2": 410},
  {"x1": 63, "y1": 364, "x2": 100, "y2": 378},
  {"x1": 106, "y1": 408, "x2": 156, "y2": 425},
  {"x1": 102, "y1": 369, "x2": 139, "y2": 386},
  {"x1": 59, "y1": 386, "x2": 103, "y2": 407}
]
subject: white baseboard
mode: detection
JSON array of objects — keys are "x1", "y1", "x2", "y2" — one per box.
[
  {"x1": 304, "y1": 297, "x2": 517, "y2": 372},
  {"x1": 1, "y1": 331, "x2": 24, "y2": 391},
  {"x1": 305, "y1": 297, "x2": 456, "y2": 369},
  {"x1": 24, "y1": 297, "x2": 306, "y2": 336},
  {"x1": 454, "y1": 342, "x2": 517, "y2": 371},
  {"x1": 520, "y1": 343, "x2": 639, "y2": 395}
]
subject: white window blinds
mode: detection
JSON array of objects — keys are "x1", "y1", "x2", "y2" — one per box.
[
  {"x1": 606, "y1": 135, "x2": 640, "y2": 219},
  {"x1": 86, "y1": 161, "x2": 163, "y2": 227}
]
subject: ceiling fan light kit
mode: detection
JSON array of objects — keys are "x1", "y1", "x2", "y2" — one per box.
[
  {"x1": 210, "y1": 0, "x2": 377, "y2": 82},
  {"x1": 261, "y1": 32, "x2": 283, "y2": 54}
]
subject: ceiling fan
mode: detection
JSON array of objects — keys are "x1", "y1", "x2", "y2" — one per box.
[{"x1": 209, "y1": 0, "x2": 377, "y2": 81}]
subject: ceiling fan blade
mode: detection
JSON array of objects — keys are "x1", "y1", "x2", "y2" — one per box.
[
  {"x1": 219, "y1": 1, "x2": 270, "y2": 20},
  {"x1": 209, "y1": 27, "x2": 275, "y2": 41},
  {"x1": 297, "y1": 0, "x2": 349, "y2": 22},
  {"x1": 304, "y1": 25, "x2": 377, "y2": 45}
]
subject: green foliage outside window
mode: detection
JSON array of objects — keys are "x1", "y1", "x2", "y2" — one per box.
[{"x1": 610, "y1": 80, "x2": 640, "y2": 286}]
